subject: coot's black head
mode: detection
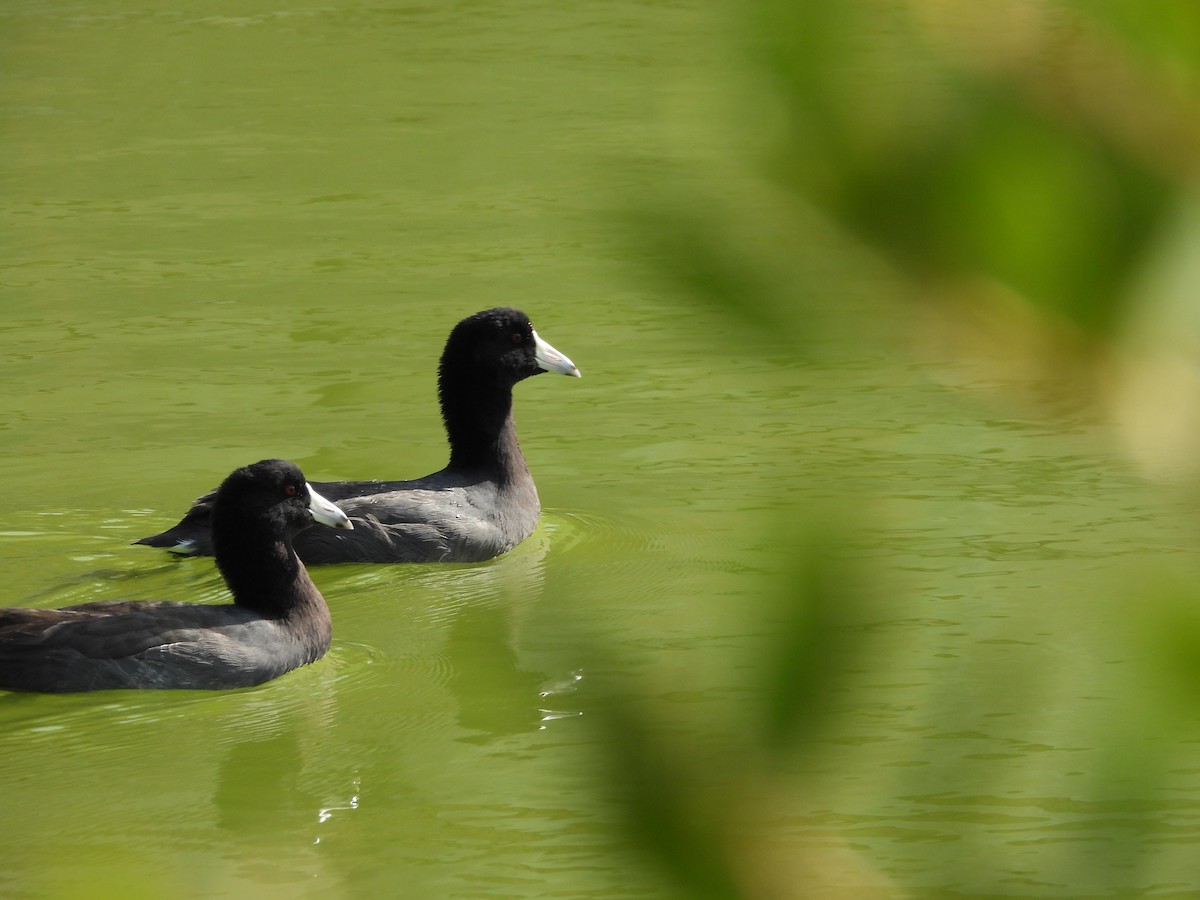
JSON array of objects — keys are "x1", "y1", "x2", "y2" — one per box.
[
  {"x1": 212, "y1": 459, "x2": 352, "y2": 538},
  {"x1": 440, "y1": 307, "x2": 580, "y2": 388}
]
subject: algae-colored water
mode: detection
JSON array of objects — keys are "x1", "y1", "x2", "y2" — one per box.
[{"x1": 3, "y1": 3, "x2": 1199, "y2": 897}]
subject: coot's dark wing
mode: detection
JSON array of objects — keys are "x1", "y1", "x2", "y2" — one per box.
[
  {"x1": 132, "y1": 488, "x2": 218, "y2": 555},
  {"x1": 134, "y1": 475, "x2": 516, "y2": 564},
  {"x1": 0, "y1": 603, "x2": 272, "y2": 693},
  {"x1": 295, "y1": 481, "x2": 513, "y2": 564},
  {"x1": 0, "y1": 601, "x2": 217, "y2": 644}
]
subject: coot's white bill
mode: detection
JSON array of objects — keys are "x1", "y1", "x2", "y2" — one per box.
[
  {"x1": 533, "y1": 330, "x2": 581, "y2": 378},
  {"x1": 308, "y1": 484, "x2": 353, "y2": 529}
]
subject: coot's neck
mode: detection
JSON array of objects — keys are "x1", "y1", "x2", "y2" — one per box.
[
  {"x1": 214, "y1": 522, "x2": 323, "y2": 619},
  {"x1": 439, "y1": 365, "x2": 530, "y2": 482}
]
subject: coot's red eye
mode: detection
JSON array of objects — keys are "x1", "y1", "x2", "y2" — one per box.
[
  {"x1": 511, "y1": 332, "x2": 523, "y2": 344},
  {"x1": 285, "y1": 484, "x2": 297, "y2": 497}
]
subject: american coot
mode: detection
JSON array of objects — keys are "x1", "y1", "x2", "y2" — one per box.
[
  {"x1": 0, "y1": 459, "x2": 353, "y2": 693},
  {"x1": 134, "y1": 308, "x2": 580, "y2": 564}
]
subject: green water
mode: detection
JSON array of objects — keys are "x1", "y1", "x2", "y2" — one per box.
[{"x1": 4, "y1": 2, "x2": 1200, "y2": 898}]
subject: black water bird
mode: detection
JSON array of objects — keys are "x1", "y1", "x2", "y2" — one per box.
[
  {"x1": 134, "y1": 308, "x2": 580, "y2": 564},
  {"x1": 0, "y1": 459, "x2": 352, "y2": 693}
]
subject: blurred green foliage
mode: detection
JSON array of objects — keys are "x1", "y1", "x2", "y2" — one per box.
[
  {"x1": 605, "y1": 2, "x2": 1200, "y2": 897},
  {"x1": 751, "y1": 0, "x2": 1179, "y2": 336}
]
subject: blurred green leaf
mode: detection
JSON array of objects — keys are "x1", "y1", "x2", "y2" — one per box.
[
  {"x1": 601, "y1": 699, "x2": 743, "y2": 900},
  {"x1": 747, "y1": 0, "x2": 1186, "y2": 336},
  {"x1": 759, "y1": 528, "x2": 871, "y2": 756},
  {"x1": 1084, "y1": 0, "x2": 1200, "y2": 90},
  {"x1": 604, "y1": 2, "x2": 1200, "y2": 895}
]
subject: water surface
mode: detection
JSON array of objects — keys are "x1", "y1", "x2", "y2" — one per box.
[{"x1": 3, "y1": 2, "x2": 1199, "y2": 898}]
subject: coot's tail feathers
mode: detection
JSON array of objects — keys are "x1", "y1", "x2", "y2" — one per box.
[{"x1": 132, "y1": 490, "x2": 217, "y2": 556}]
